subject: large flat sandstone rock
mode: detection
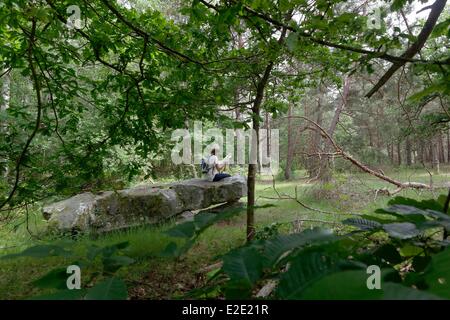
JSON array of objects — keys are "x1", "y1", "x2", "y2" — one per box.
[{"x1": 43, "y1": 175, "x2": 247, "y2": 233}]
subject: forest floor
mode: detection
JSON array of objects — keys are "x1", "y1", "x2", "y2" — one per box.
[{"x1": 0, "y1": 166, "x2": 449, "y2": 299}]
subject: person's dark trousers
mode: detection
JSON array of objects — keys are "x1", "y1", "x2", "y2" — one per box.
[{"x1": 213, "y1": 173, "x2": 231, "y2": 182}]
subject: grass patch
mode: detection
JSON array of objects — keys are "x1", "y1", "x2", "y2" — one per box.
[{"x1": 0, "y1": 167, "x2": 448, "y2": 299}]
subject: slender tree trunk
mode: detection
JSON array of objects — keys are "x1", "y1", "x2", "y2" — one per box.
[
  {"x1": 417, "y1": 140, "x2": 424, "y2": 164},
  {"x1": 397, "y1": 142, "x2": 402, "y2": 166},
  {"x1": 1, "y1": 69, "x2": 10, "y2": 177},
  {"x1": 247, "y1": 25, "x2": 288, "y2": 242},
  {"x1": 328, "y1": 77, "x2": 349, "y2": 136},
  {"x1": 247, "y1": 65, "x2": 272, "y2": 241},
  {"x1": 234, "y1": 90, "x2": 241, "y2": 120},
  {"x1": 265, "y1": 111, "x2": 271, "y2": 161},
  {"x1": 406, "y1": 137, "x2": 412, "y2": 166},
  {"x1": 374, "y1": 104, "x2": 384, "y2": 164},
  {"x1": 438, "y1": 134, "x2": 445, "y2": 164},
  {"x1": 234, "y1": 33, "x2": 244, "y2": 121},
  {"x1": 447, "y1": 129, "x2": 450, "y2": 163},
  {"x1": 319, "y1": 77, "x2": 349, "y2": 182},
  {"x1": 431, "y1": 137, "x2": 440, "y2": 174},
  {"x1": 387, "y1": 144, "x2": 394, "y2": 165},
  {"x1": 285, "y1": 103, "x2": 294, "y2": 180},
  {"x1": 413, "y1": 143, "x2": 418, "y2": 164},
  {"x1": 0, "y1": 70, "x2": 9, "y2": 116},
  {"x1": 308, "y1": 92, "x2": 324, "y2": 179}
]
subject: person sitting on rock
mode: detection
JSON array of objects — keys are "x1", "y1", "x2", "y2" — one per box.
[{"x1": 207, "y1": 148, "x2": 231, "y2": 182}]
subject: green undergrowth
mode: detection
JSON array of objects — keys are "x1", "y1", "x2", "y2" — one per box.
[{"x1": 0, "y1": 168, "x2": 448, "y2": 299}]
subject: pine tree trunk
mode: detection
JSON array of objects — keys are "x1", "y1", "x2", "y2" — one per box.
[
  {"x1": 431, "y1": 137, "x2": 440, "y2": 174},
  {"x1": 417, "y1": 140, "x2": 424, "y2": 164},
  {"x1": 406, "y1": 137, "x2": 412, "y2": 166},
  {"x1": 387, "y1": 144, "x2": 394, "y2": 164},
  {"x1": 438, "y1": 134, "x2": 445, "y2": 164},
  {"x1": 447, "y1": 129, "x2": 450, "y2": 163},
  {"x1": 308, "y1": 93, "x2": 324, "y2": 179}
]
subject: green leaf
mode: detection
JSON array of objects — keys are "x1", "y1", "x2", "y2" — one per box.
[
  {"x1": 165, "y1": 220, "x2": 197, "y2": 238},
  {"x1": 224, "y1": 279, "x2": 253, "y2": 299},
  {"x1": 279, "y1": 0, "x2": 291, "y2": 12},
  {"x1": 343, "y1": 217, "x2": 382, "y2": 231},
  {"x1": 276, "y1": 251, "x2": 342, "y2": 299},
  {"x1": 33, "y1": 267, "x2": 68, "y2": 290},
  {"x1": 164, "y1": 206, "x2": 244, "y2": 239},
  {"x1": 222, "y1": 246, "x2": 263, "y2": 286},
  {"x1": 390, "y1": 0, "x2": 408, "y2": 11},
  {"x1": 206, "y1": 267, "x2": 222, "y2": 281},
  {"x1": 411, "y1": 255, "x2": 431, "y2": 272},
  {"x1": 408, "y1": 83, "x2": 446, "y2": 103},
  {"x1": 358, "y1": 214, "x2": 398, "y2": 224},
  {"x1": 336, "y1": 12, "x2": 358, "y2": 24},
  {"x1": 377, "y1": 204, "x2": 427, "y2": 223},
  {"x1": 377, "y1": 199, "x2": 450, "y2": 230},
  {"x1": 384, "y1": 204, "x2": 427, "y2": 215},
  {"x1": 0, "y1": 245, "x2": 71, "y2": 260},
  {"x1": 382, "y1": 283, "x2": 442, "y2": 300},
  {"x1": 383, "y1": 222, "x2": 421, "y2": 240},
  {"x1": 86, "y1": 245, "x2": 102, "y2": 261},
  {"x1": 100, "y1": 241, "x2": 130, "y2": 258},
  {"x1": 84, "y1": 277, "x2": 128, "y2": 300},
  {"x1": 102, "y1": 255, "x2": 135, "y2": 273},
  {"x1": 425, "y1": 209, "x2": 450, "y2": 221},
  {"x1": 286, "y1": 32, "x2": 299, "y2": 52},
  {"x1": 424, "y1": 247, "x2": 450, "y2": 299},
  {"x1": 159, "y1": 241, "x2": 179, "y2": 257},
  {"x1": 431, "y1": 18, "x2": 450, "y2": 39},
  {"x1": 28, "y1": 289, "x2": 86, "y2": 300},
  {"x1": 300, "y1": 270, "x2": 383, "y2": 300},
  {"x1": 262, "y1": 228, "x2": 337, "y2": 267},
  {"x1": 399, "y1": 244, "x2": 423, "y2": 257}
]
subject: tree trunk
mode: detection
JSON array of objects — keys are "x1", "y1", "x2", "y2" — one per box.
[
  {"x1": 427, "y1": 141, "x2": 433, "y2": 164},
  {"x1": 397, "y1": 142, "x2": 402, "y2": 166},
  {"x1": 328, "y1": 77, "x2": 349, "y2": 136},
  {"x1": 447, "y1": 129, "x2": 450, "y2": 163},
  {"x1": 417, "y1": 140, "x2": 424, "y2": 164},
  {"x1": 307, "y1": 91, "x2": 324, "y2": 179},
  {"x1": 247, "y1": 25, "x2": 288, "y2": 242},
  {"x1": 1, "y1": 69, "x2": 10, "y2": 177},
  {"x1": 387, "y1": 144, "x2": 392, "y2": 164},
  {"x1": 319, "y1": 77, "x2": 349, "y2": 182},
  {"x1": 438, "y1": 134, "x2": 445, "y2": 164},
  {"x1": 431, "y1": 137, "x2": 440, "y2": 174},
  {"x1": 285, "y1": 103, "x2": 294, "y2": 180},
  {"x1": 265, "y1": 111, "x2": 271, "y2": 163},
  {"x1": 406, "y1": 137, "x2": 412, "y2": 166}
]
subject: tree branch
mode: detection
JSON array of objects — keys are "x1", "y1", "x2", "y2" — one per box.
[
  {"x1": 365, "y1": 0, "x2": 447, "y2": 98},
  {"x1": 212, "y1": 0, "x2": 450, "y2": 66},
  {"x1": 0, "y1": 19, "x2": 42, "y2": 211},
  {"x1": 284, "y1": 115, "x2": 433, "y2": 193}
]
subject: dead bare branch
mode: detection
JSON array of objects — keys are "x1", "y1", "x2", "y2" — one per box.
[{"x1": 284, "y1": 115, "x2": 435, "y2": 194}]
